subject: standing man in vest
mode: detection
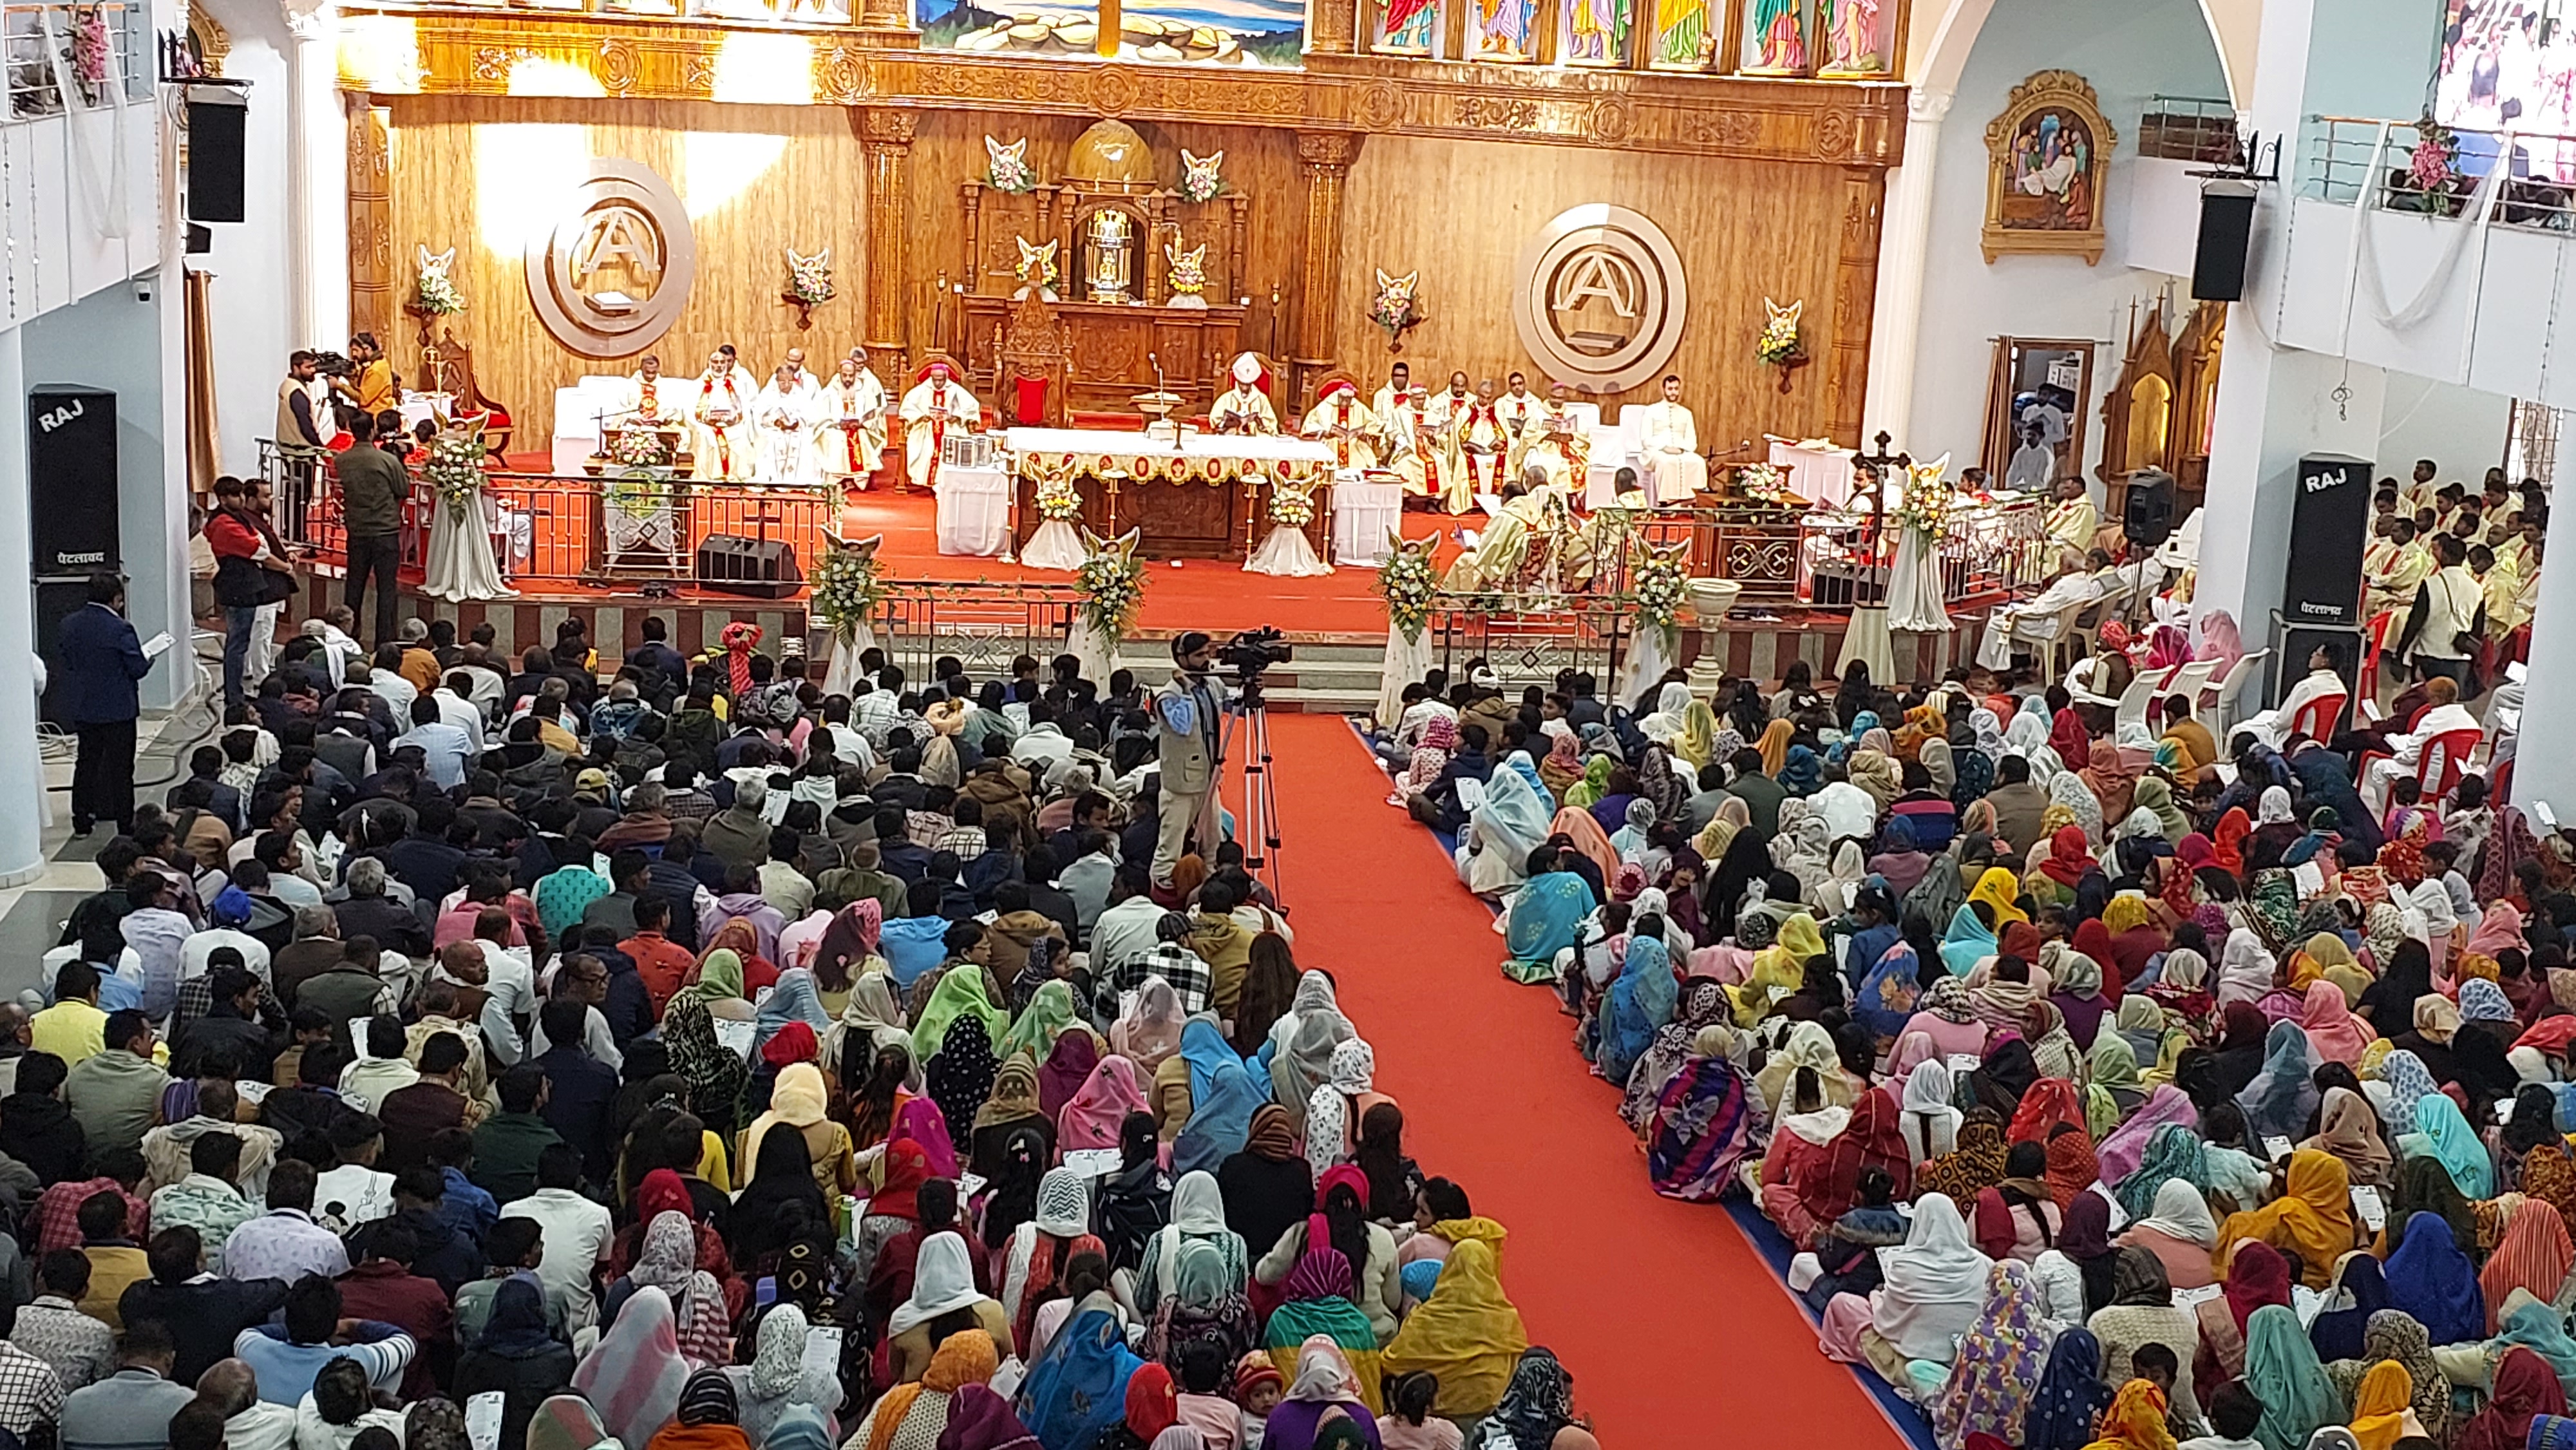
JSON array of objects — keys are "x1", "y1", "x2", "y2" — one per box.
[
  {"x1": 56, "y1": 574, "x2": 151, "y2": 836},
  {"x1": 276, "y1": 352, "x2": 328, "y2": 540},
  {"x1": 2399, "y1": 532, "x2": 2486, "y2": 690},
  {"x1": 1151, "y1": 632, "x2": 1225, "y2": 891},
  {"x1": 336, "y1": 414, "x2": 410, "y2": 647}
]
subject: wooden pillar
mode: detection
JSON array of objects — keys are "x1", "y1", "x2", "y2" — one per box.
[
  {"x1": 1310, "y1": 0, "x2": 1360, "y2": 55},
  {"x1": 1824, "y1": 165, "x2": 1885, "y2": 446},
  {"x1": 853, "y1": 0, "x2": 917, "y2": 46},
  {"x1": 1291, "y1": 130, "x2": 1361, "y2": 412},
  {"x1": 346, "y1": 98, "x2": 396, "y2": 361},
  {"x1": 855, "y1": 106, "x2": 918, "y2": 391}
]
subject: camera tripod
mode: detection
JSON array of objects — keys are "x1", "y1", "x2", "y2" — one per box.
[{"x1": 1220, "y1": 671, "x2": 1284, "y2": 905}]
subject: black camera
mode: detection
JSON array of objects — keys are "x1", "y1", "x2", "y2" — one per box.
[
  {"x1": 1218, "y1": 625, "x2": 1293, "y2": 677},
  {"x1": 308, "y1": 349, "x2": 356, "y2": 379}
]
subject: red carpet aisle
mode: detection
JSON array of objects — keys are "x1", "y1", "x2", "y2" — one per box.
[{"x1": 1238, "y1": 713, "x2": 1913, "y2": 1447}]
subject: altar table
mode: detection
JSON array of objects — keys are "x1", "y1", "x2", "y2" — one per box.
[{"x1": 1005, "y1": 428, "x2": 1336, "y2": 561}]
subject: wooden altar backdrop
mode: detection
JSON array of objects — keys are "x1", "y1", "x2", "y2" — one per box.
[{"x1": 348, "y1": 20, "x2": 1904, "y2": 452}]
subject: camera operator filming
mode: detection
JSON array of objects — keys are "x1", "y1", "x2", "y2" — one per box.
[{"x1": 1153, "y1": 632, "x2": 1226, "y2": 889}]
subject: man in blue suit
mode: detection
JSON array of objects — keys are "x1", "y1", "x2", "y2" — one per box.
[{"x1": 56, "y1": 572, "x2": 151, "y2": 836}]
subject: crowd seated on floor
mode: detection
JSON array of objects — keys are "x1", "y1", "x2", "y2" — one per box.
[
  {"x1": 1370, "y1": 460, "x2": 2561, "y2": 1449},
  {"x1": 3, "y1": 616, "x2": 1602, "y2": 1450}
]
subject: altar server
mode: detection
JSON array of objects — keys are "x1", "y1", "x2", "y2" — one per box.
[
  {"x1": 900, "y1": 361, "x2": 981, "y2": 492},
  {"x1": 1636, "y1": 373, "x2": 1707, "y2": 506}
]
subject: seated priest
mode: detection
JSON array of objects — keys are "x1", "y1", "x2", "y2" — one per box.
[
  {"x1": 1300, "y1": 378, "x2": 1380, "y2": 472},
  {"x1": 1519, "y1": 385, "x2": 1589, "y2": 502},
  {"x1": 1974, "y1": 547, "x2": 2117, "y2": 673},
  {"x1": 815, "y1": 353, "x2": 889, "y2": 491},
  {"x1": 1636, "y1": 373, "x2": 1707, "y2": 507},
  {"x1": 1209, "y1": 353, "x2": 1278, "y2": 436},
  {"x1": 753, "y1": 362, "x2": 822, "y2": 487}
]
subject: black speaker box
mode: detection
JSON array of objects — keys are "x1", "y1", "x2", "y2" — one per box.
[
  {"x1": 2193, "y1": 180, "x2": 2257, "y2": 302},
  {"x1": 30, "y1": 386, "x2": 118, "y2": 578},
  {"x1": 187, "y1": 89, "x2": 246, "y2": 224},
  {"x1": 696, "y1": 534, "x2": 802, "y2": 599},
  {"x1": 33, "y1": 576, "x2": 91, "y2": 727},
  {"x1": 2282, "y1": 452, "x2": 2374, "y2": 630}
]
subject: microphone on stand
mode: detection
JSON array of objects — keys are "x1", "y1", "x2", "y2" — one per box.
[{"x1": 1148, "y1": 352, "x2": 1177, "y2": 449}]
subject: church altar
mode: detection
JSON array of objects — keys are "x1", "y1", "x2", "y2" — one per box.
[
  {"x1": 961, "y1": 298, "x2": 1251, "y2": 422},
  {"x1": 1005, "y1": 427, "x2": 1336, "y2": 561}
]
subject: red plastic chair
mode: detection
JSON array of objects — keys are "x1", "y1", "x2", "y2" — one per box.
[
  {"x1": 2290, "y1": 691, "x2": 2349, "y2": 740},
  {"x1": 2418, "y1": 726, "x2": 2483, "y2": 798},
  {"x1": 2360, "y1": 610, "x2": 2397, "y2": 686}
]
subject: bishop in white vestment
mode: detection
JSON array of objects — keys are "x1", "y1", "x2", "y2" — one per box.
[
  {"x1": 752, "y1": 366, "x2": 822, "y2": 486},
  {"x1": 1209, "y1": 353, "x2": 1279, "y2": 436},
  {"x1": 815, "y1": 355, "x2": 889, "y2": 489},
  {"x1": 900, "y1": 362, "x2": 981, "y2": 492}
]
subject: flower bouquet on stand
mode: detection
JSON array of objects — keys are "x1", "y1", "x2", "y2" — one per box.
[
  {"x1": 1374, "y1": 531, "x2": 1439, "y2": 727},
  {"x1": 1244, "y1": 479, "x2": 1332, "y2": 578},
  {"x1": 1068, "y1": 527, "x2": 1144, "y2": 682},
  {"x1": 810, "y1": 532, "x2": 886, "y2": 695},
  {"x1": 1618, "y1": 538, "x2": 1690, "y2": 699},
  {"x1": 1021, "y1": 466, "x2": 1088, "y2": 571}
]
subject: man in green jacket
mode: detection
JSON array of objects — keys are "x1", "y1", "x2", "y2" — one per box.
[
  {"x1": 466, "y1": 1067, "x2": 564, "y2": 1207},
  {"x1": 334, "y1": 412, "x2": 410, "y2": 647}
]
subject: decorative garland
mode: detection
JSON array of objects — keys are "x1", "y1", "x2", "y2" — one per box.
[
  {"x1": 808, "y1": 538, "x2": 885, "y2": 644},
  {"x1": 1076, "y1": 546, "x2": 1146, "y2": 638},
  {"x1": 422, "y1": 428, "x2": 487, "y2": 523},
  {"x1": 1378, "y1": 541, "x2": 1437, "y2": 644}
]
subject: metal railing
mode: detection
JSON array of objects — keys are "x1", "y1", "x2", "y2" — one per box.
[
  {"x1": 873, "y1": 578, "x2": 1082, "y2": 683},
  {"x1": 2137, "y1": 95, "x2": 2240, "y2": 164},
  {"x1": 2309, "y1": 115, "x2": 2576, "y2": 231},
  {"x1": 1426, "y1": 596, "x2": 1634, "y2": 690},
  {"x1": 1623, "y1": 496, "x2": 2047, "y2": 610},
  {"x1": 4, "y1": 2, "x2": 149, "y2": 119}
]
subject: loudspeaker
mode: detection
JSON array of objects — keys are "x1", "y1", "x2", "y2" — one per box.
[
  {"x1": 2192, "y1": 180, "x2": 2257, "y2": 302},
  {"x1": 30, "y1": 386, "x2": 118, "y2": 578},
  {"x1": 186, "y1": 89, "x2": 246, "y2": 224},
  {"x1": 33, "y1": 577, "x2": 90, "y2": 728},
  {"x1": 2281, "y1": 452, "x2": 2374, "y2": 630},
  {"x1": 695, "y1": 534, "x2": 802, "y2": 599}
]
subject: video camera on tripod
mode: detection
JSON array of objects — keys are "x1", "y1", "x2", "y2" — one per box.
[
  {"x1": 1211, "y1": 624, "x2": 1290, "y2": 899},
  {"x1": 1217, "y1": 625, "x2": 1294, "y2": 702}
]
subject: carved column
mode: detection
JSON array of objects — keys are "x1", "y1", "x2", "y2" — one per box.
[
  {"x1": 1291, "y1": 130, "x2": 1361, "y2": 411},
  {"x1": 855, "y1": 106, "x2": 918, "y2": 389},
  {"x1": 853, "y1": 0, "x2": 917, "y2": 46},
  {"x1": 1309, "y1": 0, "x2": 1359, "y2": 55},
  {"x1": 346, "y1": 99, "x2": 397, "y2": 362},
  {"x1": 1824, "y1": 165, "x2": 1885, "y2": 446}
]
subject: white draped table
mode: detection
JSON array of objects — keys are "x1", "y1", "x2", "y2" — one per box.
[{"x1": 934, "y1": 467, "x2": 1014, "y2": 556}]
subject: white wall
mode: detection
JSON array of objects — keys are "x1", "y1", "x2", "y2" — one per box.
[
  {"x1": 1905, "y1": 0, "x2": 2229, "y2": 490},
  {"x1": 193, "y1": 0, "x2": 296, "y2": 480},
  {"x1": 2378, "y1": 373, "x2": 2510, "y2": 484}
]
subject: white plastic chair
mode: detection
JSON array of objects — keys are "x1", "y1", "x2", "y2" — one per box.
[
  {"x1": 2152, "y1": 659, "x2": 2218, "y2": 719},
  {"x1": 2202, "y1": 648, "x2": 2268, "y2": 739},
  {"x1": 2015, "y1": 597, "x2": 2092, "y2": 684},
  {"x1": 2112, "y1": 671, "x2": 2159, "y2": 737}
]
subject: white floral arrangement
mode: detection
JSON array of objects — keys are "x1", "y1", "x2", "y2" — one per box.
[
  {"x1": 1269, "y1": 484, "x2": 1316, "y2": 529},
  {"x1": 1377, "y1": 536, "x2": 1438, "y2": 644},
  {"x1": 1036, "y1": 471, "x2": 1083, "y2": 523},
  {"x1": 414, "y1": 256, "x2": 465, "y2": 317},
  {"x1": 422, "y1": 427, "x2": 487, "y2": 523},
  {"x1": 808, "y1": 538, "x2": 885, "y2": 643},
  {"x1": 1631, "y1": 540, "x2": 1691, "y2": 645},
  {"x1": 1732, "y1": 461, "x2": 1783, "y2": 495},
  {"x1": 609, "y1": 424, "x2": 672, "y2": 469},
  {"x1": 1891, "y1": 454, "x2": 1956, "y2": 536},
  {"x1": 1077, "y1": 546, "x2": 1146, "y2": 638}
]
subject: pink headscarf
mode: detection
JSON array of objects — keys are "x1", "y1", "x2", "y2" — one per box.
[
  {"x1": 2198, "y1": 610, "x2": 2246, "y2": 681},
  {"x1": 2300, "y1": 979, "x2": 2375, "y2": 1066},
  {"x1": 2468, "y1": 900, "x2": 2529, "y2": 959},
  {"x1": 893, "y1": 1095, "x2": 960, "y2": 1176},
  {"x1": 1549, "y1": 807, "x2": 1620, "y2": 882},
  {"x1": 2094, "y1": 1085, "x2": 2198, "y2": 1183},
  {"x1": 2146, "y1": 624, "x2": 2194, "y2": 672},
  {"x1": 1057, "y1": 1055, "x2": 1150, "y2": 1151},
  {"x1": 571, "y1": 1285, "x2": 688, "y2": 1450}
]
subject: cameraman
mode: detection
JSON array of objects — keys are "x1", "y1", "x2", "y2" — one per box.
[{"x1": 1152, "y1": 632, "x2": 1225, "y2": 890}]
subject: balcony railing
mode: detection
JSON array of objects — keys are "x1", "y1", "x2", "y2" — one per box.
[
  {"x1": 2309, "y1": 115, "x2": 2576, "y2": 232},
  {"x1": 3, "y1": 3, "x2": 149, "y2": 120},
  {"x1": 2137, "y1": 95, "x2": 2240, "y2": 165}
]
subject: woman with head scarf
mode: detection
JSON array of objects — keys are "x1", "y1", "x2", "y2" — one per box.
[
  {"x1": 1815, "y1": 1192, "x2": 1991, "y2": 1384},
  {"x1": 1059, "y1": 1055, "x2": 1152, "y2": 1154},
  {"x1": 2336, "y1": 1359, "x2": 2420, "y2": 1450},
  {"x1": 1938, "y1": 902, "x2": 2001, "y2": 978},
  {"x1": 751, "y1": 969, "x2": 830, "y2": 1060},
  {"x1": 2462, "y1": 1345, "x2": 2571, "y2": 1450},
  {"x1": 667, "y1": 994, "x2": 753, "y2": 1138},
  {"x1": 573, "y1": 1286, "x2": 690, "y2": 1450},
  {"x1": 722, "y1": 1304, "x2": 839, "y2": 1447},
  {"x1": 454, "y1": 1276, "x2": 580, "y2": 1450},
  {"x1": 1929, "y1": 1261, "x2": 2054, "y2": 1449},
  {"x1": 999, "y1": 1169, "x2": 1106, "y2": 1354},
  {"x1": 920, "y1": 1015, "x2": 997, "y2": 1155},
  {"x1": 1170, "y1": 1018, "x2": 1264, "y2": 1180},
  {"x1": 611, "y1": 1210, "x2": 734, "y2": 1368},
  {"x1": 2398, "y1": 1090, "x2": 2494, "y2": 1196},
  {"x1": 2047, "y1": 950, "x2": 2112, "y2": 1052},
  {"x1": 1303, "y1": 1038, "x2": 1391, "y2": 1181},
  {"x1": 2213, "y1": 1149, "x2": 2358, "y2": 1288},
  {"x1": 2241, "y1": 1302, "x2": 2340, "y2": 1450},
  {"x1": 2116, "y1": 1176, "x2": 2219, "y2": 1293},
  {"x1": 643, "y1": 1370, "x2": 747, "y2": 1450},
  {"x1": 2325, "y1": 1310, "x2": 2450, "y2": 1447},
  {"x1": 2299, "y1": 1085, "x2": 2392, "y2": 1187},
  {"x1": 1018, "y1": 1303, "x2": 1150, "y2": 1450},
  {"x1": 528, "y1": 1397, "x2": 619, "y2": 1450},
  {"x1": 1601, "y1": 929, "x2": 1677, "y2": 1084},
  {"x1": 2192, "y1": 1239, "x2": 2293, "y2": 1387},
  {"x1": 2079, "y1": 1380, "x2": 2178, "y2": 1450},
  {"x1": 2306, "y1": 1251, "x2": 2392, "y2": 1364},
  {"x1": 2020, "y1": 1327, "x2": 2116, "y2": 1450},
  {"x1": 2483, "y1": 1194, "x2": 2576, "y2": 1332},
  {"x1": 1037, "y1": 1030, "x2": 1101, "y2": 1124},
  {"x1": 2384, "y1": 1207, "x2": 2488, "y2": 1344},
  {"x1": 739, "y1": 1062, "x2": 858, "y2": 1207},
  {"x1": 1261, "y1": 1247, "x2": 1386, "y2": 1422},
  {"x1": 1217, "y1": 1104, "x2": 1313, "y2": 1275},
  {"x1": 1377, "y1": 1239, "x2": 1527, "y2": 1420},
  {"x1": 884, "y1": 1233, "x2": 1012, "y2": 1391},
  {"x1": 969, "y1": 1053, "x2": 1053, "y2": 1181},
  {"x1": 847, "y1": 1328, "x2": 999, "y2": 1450},
  {"x1": 2299, "y1": 979, "x2": 2376, "y2": 1068},
  {"x1": 726, "y1": 1123, "x2": 831, "y2": 1270},
  {"x1": 2233, "y1": 1020, "x2": 2321, "y2": 1141},
  {"x1": 1643, "y1": 1025, "x2": 1752, "y2": 1203}
]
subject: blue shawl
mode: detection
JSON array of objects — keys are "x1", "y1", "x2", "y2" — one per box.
[
  {"x1": 1171, "y1": 1017, "x2": 1265, "y2": 1177},
  {"x1": 2383, "y1": 1207, "x2": 2488, "y2": 1346}
]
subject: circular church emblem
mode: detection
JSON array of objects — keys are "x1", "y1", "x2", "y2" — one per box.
[
  {"x1": 1510, "y1": 203, "x2": 1687, "y2": 393},
  {"x1": 524, "y1": 159, "x2": 697, "y2": 359}
]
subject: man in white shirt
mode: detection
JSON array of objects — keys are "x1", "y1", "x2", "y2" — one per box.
[
  {"x1": 2362, "y1": 673, "x2": 2483, "y2": 814},
  {"x1": 182, "y1": 893, "x2": 272, "y2": 984},
  {"x1": 2247, "y1": 642, "x2": 2354, "y2": 744},
  {"x1": 1089, "y1": 867, "x2": 1166, "y2": 983},
  {"x1": 1012, "y1": 703, "x2": 1075, "y2": 773},
  {"x1": 498, "y1": 1143, "x2": 612, "y2": 1345},
  {"x1": 391, "y1": 697, "x2": 474, "y2": 792},
  {"x1": 356, "y1": 650, "x2": 416, "y2": 715},
  {"x1": 196, "y1": 1360, "x2": 298, "y2": 1450},
  {"x1": 429, "y1": 674, "x2": 486, "y2": 757},
  {"x1": 1975, "y1": 549, "x2": 2115, "y2": 672},
  {"x1": 310, "y1": 1117, "x2": 395, "y2": 1232}
]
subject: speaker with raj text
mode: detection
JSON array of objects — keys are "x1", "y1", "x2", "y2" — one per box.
[
  {"x1": 30, "y1": 386, "x2": 118, "y2": 579},
  {"x1": 2193, "y1": 180, "x2": 2257, "y2": 302},
  {"x1": 2281, "y1": 452, "x2": 2373, "y2": 630},
  {"x1": 186, "y1": 89, "x2": 246, "y2": 224},
  {"x1": 696, "y1": 534, "x2": 802, "y2": 599}
]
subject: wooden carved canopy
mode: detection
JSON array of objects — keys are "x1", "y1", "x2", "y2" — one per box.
[{"x1": 997, "y1": 293, "x2": 1074, "y2": 427}]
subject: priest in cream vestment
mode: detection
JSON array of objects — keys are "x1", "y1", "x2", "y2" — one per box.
[
  {"x1": 815, "y1": 355, "x2": 889, "y2": 489},
  {"x1": 900, "y1": 362, "x2": 981, "y2": 492},
  {"x1": 691, "y1": 352, "x2": 755, "y2": 482},
  {"x1": 618, "y1": 356, "x2": 687, "y2": 430},
  {"x1": 1492, "y1": 373, "x2": 1542, "y2": 480},
  {"x1": 1298, "y1": 380, "x2": 1380, "y2": 471},
  {"x1": 1636, "y1": 375, "x2": 1706, "y2": 507},
  {"x1": 751, "y1": 364, "x2": 822, "y2": 486}
]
